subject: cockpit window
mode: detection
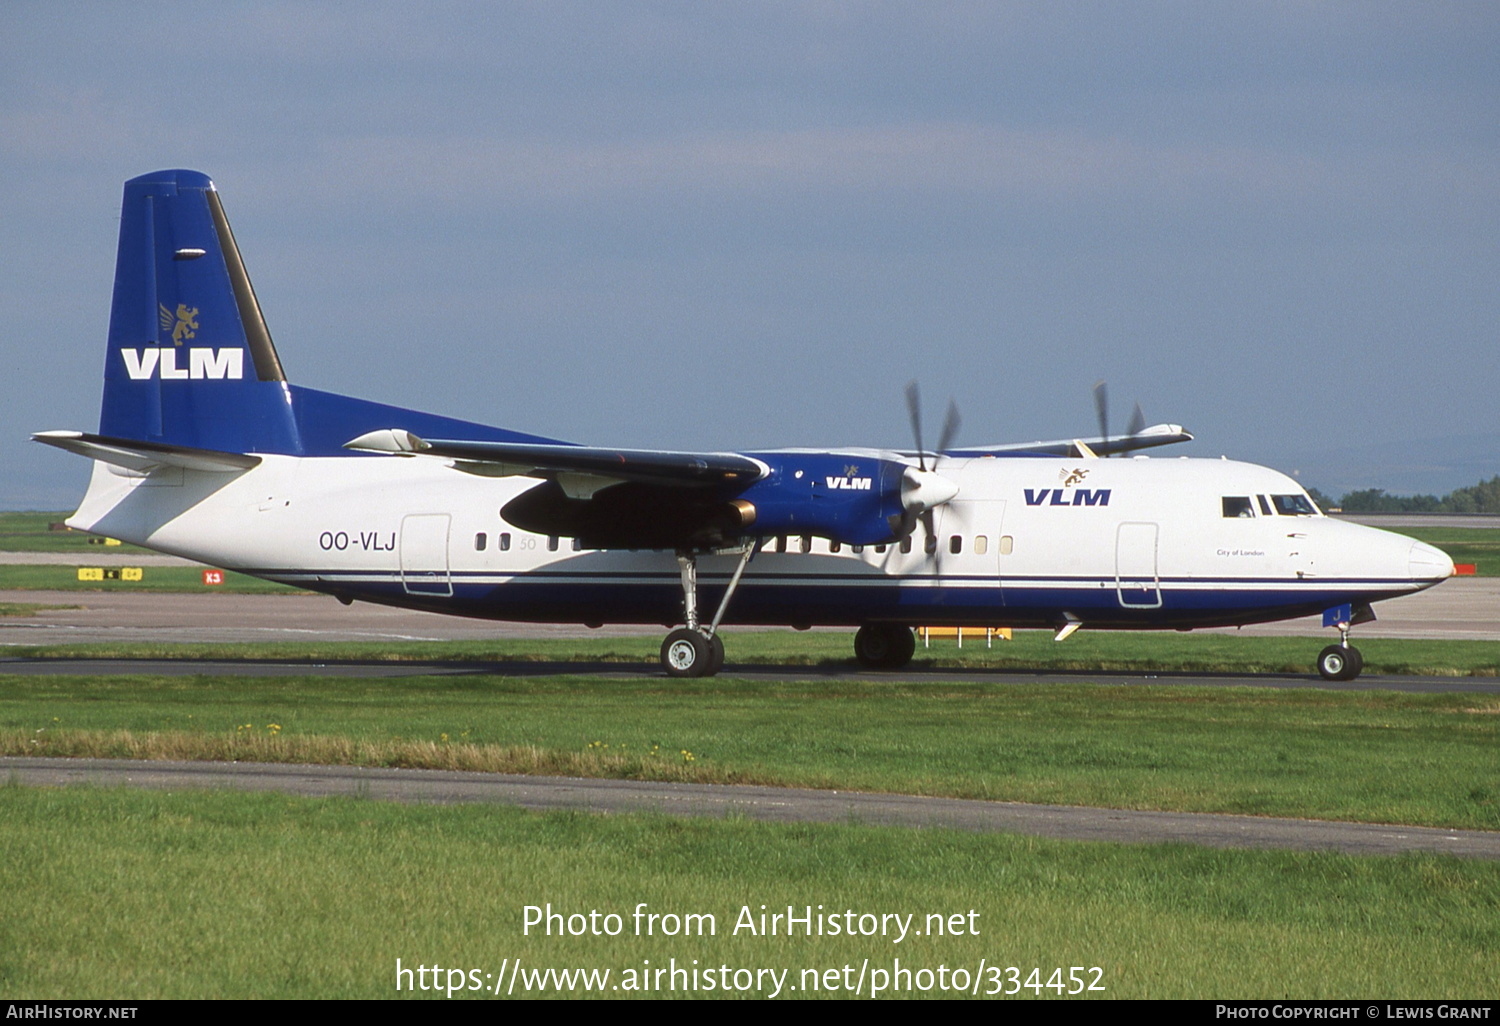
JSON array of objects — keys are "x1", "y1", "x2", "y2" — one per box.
[
  {"x1": 1222, "y1": 496, "x2": 1254, "y2": 518},
  {"x1": 1272, "y1": 494, "x2": 1317, "y2": 516}
]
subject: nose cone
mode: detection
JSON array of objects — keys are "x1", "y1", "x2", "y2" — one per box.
[
  {"x1": 1408, "y1": 540, "x2": 1455, "y2": 583},
  {"x1": 901, "y1": 467, "x2": 960, "y2": 512}
]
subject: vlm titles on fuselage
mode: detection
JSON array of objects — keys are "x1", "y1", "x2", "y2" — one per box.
[{"x1": 35, "y1": 170, "x2": 1454, "y2": 679}]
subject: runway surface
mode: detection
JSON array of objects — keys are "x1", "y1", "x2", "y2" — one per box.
[{"x1": 6, "y1": 756, "x2": 1496, "y2": 859}]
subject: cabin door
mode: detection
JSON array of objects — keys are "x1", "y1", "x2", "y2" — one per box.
[
  {"x1": 1115, "y1": 521, "x2": 1161, "y2": 608},
  {"x1": 400, "y1": 513, "x2": 453, "y2": 596}
]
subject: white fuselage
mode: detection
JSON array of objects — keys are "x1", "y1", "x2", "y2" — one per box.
[{"x1": 68, "y1": 451, "x2": 1452, "y2": 633}]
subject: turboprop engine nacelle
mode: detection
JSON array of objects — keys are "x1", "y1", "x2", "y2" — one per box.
[{"x1": 732, "y1": 454, "x2": 958, "y2": 546}]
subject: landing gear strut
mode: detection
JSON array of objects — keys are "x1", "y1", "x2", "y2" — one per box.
[
  {"x1": 853, "y1": 624, "x2": 917, "y2": 670},
  {"x1": 659, "y1": 545, "x2": 753, "y2": 678},
  {"x1": 1315, "y1": 605, "x2": 1367, "y2": 682}
]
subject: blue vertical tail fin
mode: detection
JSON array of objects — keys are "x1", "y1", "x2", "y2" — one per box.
[{"x1": 101, "y1": 169, "x2": 302, "y2": 454}]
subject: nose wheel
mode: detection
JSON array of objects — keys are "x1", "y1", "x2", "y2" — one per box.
[
  {"x1": 1316, "y1": 605, "x2": 1368, "y2": 681},
  {"x1": 1316, "y1": 643, "x2": 1363, "y2": 682}
]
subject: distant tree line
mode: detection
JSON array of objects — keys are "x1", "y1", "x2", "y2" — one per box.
[{"x1": 1305, "y1": 475, "x2": 1500, "y2": 514}]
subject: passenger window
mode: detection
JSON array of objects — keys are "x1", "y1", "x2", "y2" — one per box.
[
  {"x1": 829, "y1": 541, "x2": 841, "y2": 553},
  {"x1": 974, "y1": 535, "x2": 988, "y2": 555},
  {"x1": 799, "y1": 535, "x2": 812, "y2": 554},
  {"x1": 499, "y1": 532, "x2": 511, "y2": 551},
  {"x1": 925, "y1": 534, "x2": 938, "y2": 555},
  {"x1": 776, "y1": 535, "x2": 788, "y2": 554},
  {"x1": 851, "y1": 544, "x2": 864, "y2": 554},
  {"x1": 474, "y1": 532, "x2": 487, "y2": 551},
  {"x1": 899, "y1": 537, "x2": 912, "y2": 554},
  {"x1": 1222, "y1": 496, "x2": 1254, "y2": 518},
  {"x1": 547, "y1": 536, "x2": 560, "y2": 552},
  {"x1": 572, "y1": 537, "x2": 583, "y2": 551},
  {"x1": 874, "y1": 544, "x2": 887, "y2": 554},
  {"x1": 949, "y1": 535, "x2": 962, "y2": 555},
  {"x1": 999, "y1": 535, "x2": 1013, "y2": 555}
]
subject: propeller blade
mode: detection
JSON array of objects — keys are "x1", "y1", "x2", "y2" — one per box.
[
  {"x1": 1126, "y1": 401, "x2": 1146, "y2": 439},
  {"x1": 936, "y1": 399, "x2": 962, "y2": 457},
  {"x1": 905, "y1": 380, "x2": 926, "y2": 472},
  {"x1": 1092, "y1": 380, "x2": 1109, "y2": 444}
]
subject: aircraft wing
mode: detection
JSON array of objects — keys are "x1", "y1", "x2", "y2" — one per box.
[
  {"x1": 948, "y1": 423, "x2": 1193, "y2": 459},
  {"x1": 344, "y1": 429, "x2": 767, "y2": 497}
]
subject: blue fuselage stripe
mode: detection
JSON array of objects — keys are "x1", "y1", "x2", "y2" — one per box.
[{"x1": 241, "y1": 567, "x2": 1425, "y2": 630}]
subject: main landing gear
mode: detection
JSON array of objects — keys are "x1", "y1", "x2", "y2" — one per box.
[
  {"x1": 853, "y1": 624, "x2": 917, "y2": 670},
  {"x1": 1315, "y1": 603, "x2": 1371, "y2": 682},
  {"x1": 660, "y1": 545, "x2": 755, "y2": 678}
]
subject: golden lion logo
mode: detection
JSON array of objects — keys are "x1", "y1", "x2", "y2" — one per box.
[
  {"x1": 158, "y1": 302, "x2": 199, "y2": 345},
  {"x1": 1060, "y1": 467, "x2": 1089, "y2": 487}
]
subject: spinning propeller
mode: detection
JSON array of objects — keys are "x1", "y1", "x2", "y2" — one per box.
[
  {"x1": 1092, "y1": 380, "x2": 1148, "y2": 457},
  {"x1": 897, "y1": 381, "x2": 961, "y2": 548}
]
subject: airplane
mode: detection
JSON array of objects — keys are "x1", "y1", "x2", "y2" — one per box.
[{"x1": 35, "y1": 169, "x2": 1455, "y2": 682}]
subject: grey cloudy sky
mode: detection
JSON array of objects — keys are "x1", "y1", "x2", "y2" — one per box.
[{"x1": 3, "y1": 1, "x2": 1496, "y2": 508}]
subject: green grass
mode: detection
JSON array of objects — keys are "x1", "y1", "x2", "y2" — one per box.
[
  {"x1": 0, "y1": 602, "x2": 77, "y2": 617},
  {"x1": 0, "y1": 511, "x2": 149, "y2": 553},
  {"x1": 9, "y1": 631, "x2": 1500, "y2": 677},
  {"x1": 1398, "y1": 527, "x2": 1498, "y2": 574},
  {"x1": 6, "y1": 674, "x2": 1498, "y2": 830},
  {"x1": 0, "y1": 564, "x2": 305, "y2": 593},
  {"x1": 1, "y1": 786, "x2": 1495, "y2": 999}
]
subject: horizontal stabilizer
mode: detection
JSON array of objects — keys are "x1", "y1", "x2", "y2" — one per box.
[
  {"x1": 32, "y1": 430, "x2": 261, "y2": 473},
  {"x1": 344, "y1": 430, "x2": 768, "y2": 489}
]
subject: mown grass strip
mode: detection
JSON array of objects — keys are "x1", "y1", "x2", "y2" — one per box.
[
  {"x1": 0, "y1": 510, "x2": 149, "y2": 553},
  {"x1": 3, "y1": 786, "x2": 1496, "y2": 999},
  {"x1": 0, "y1": 602, "x2": 77, "y2": 617},
  {"x1": 6, "y1": 675, "x2": 1497, "y2": 830},
  {"x1": 0, "y1": 564, "x2": 304, "y2": 593}
]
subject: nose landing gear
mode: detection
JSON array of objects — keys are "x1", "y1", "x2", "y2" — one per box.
[{"x1": 1315, "y1": 603, "x2": 1373, "y2": 682}]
